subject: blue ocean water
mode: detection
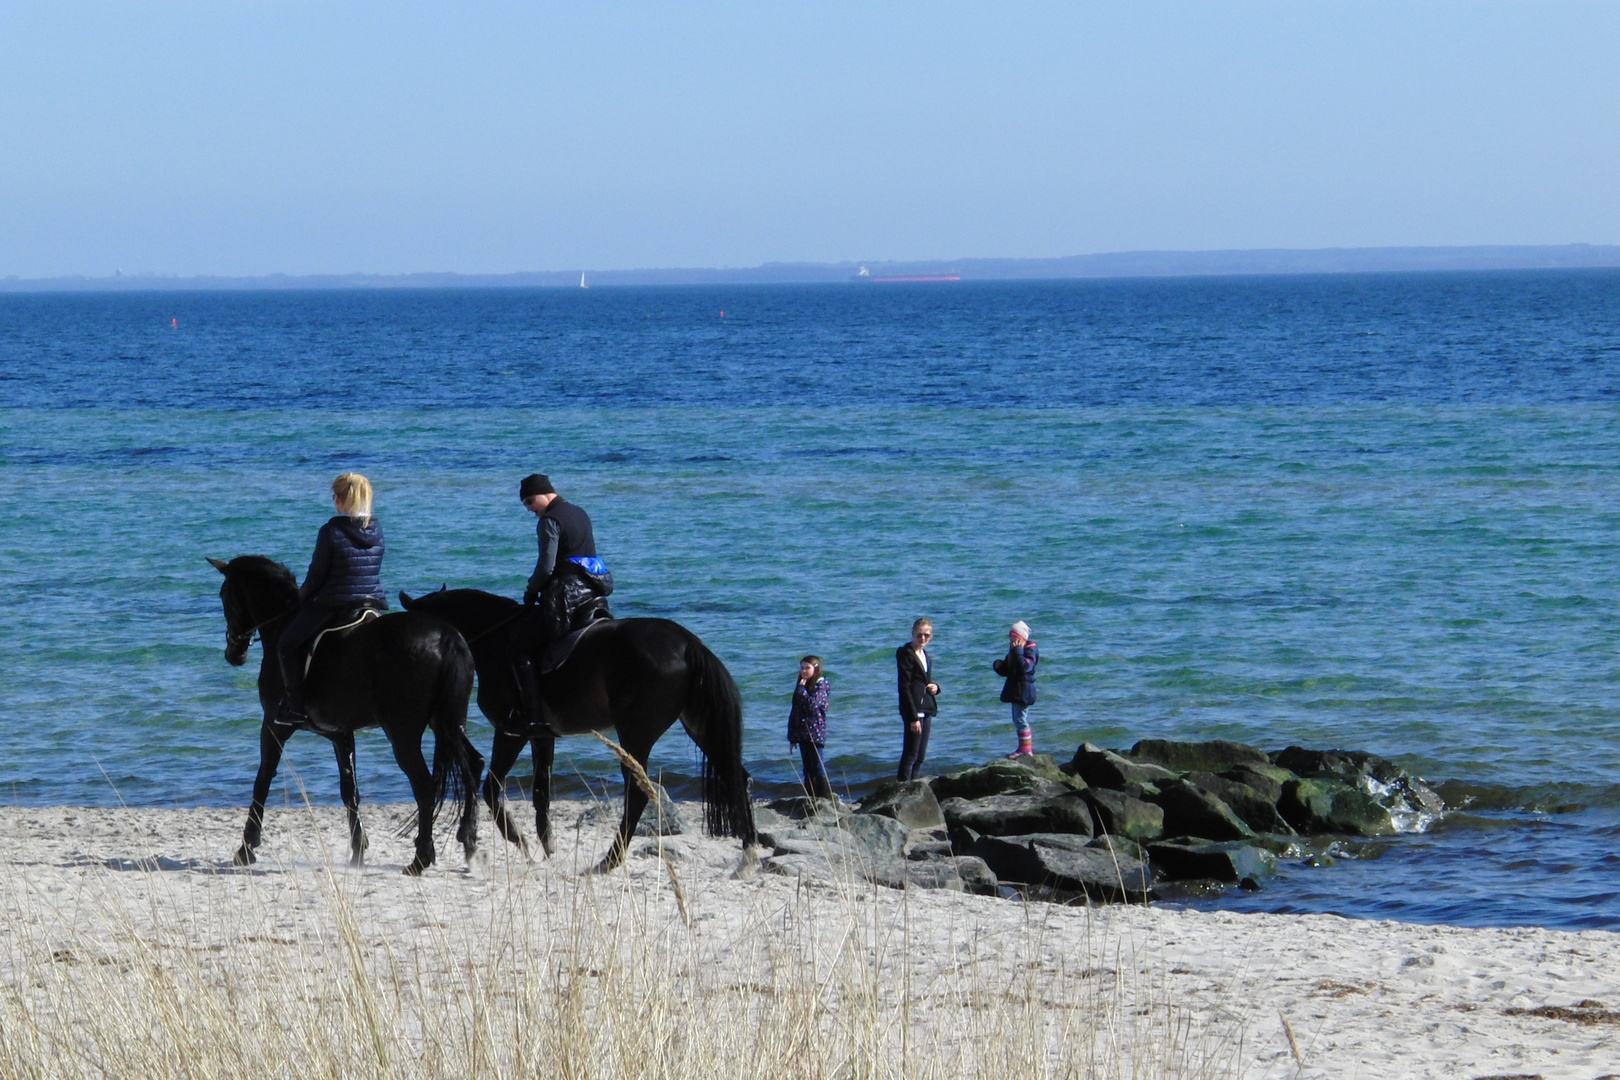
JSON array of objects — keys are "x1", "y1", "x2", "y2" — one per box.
[{"x1": 3, "y1": 272, "x2": 1619, "y2": 928}]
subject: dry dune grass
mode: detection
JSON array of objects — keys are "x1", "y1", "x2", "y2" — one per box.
[{"x1": 0, "y1": 800, "x2": 1246, "y2": 1080}]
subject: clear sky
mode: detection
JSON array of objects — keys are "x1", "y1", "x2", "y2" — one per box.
[{"x1": 2, "y1": 2, "x2": 1617, "y2": 277}]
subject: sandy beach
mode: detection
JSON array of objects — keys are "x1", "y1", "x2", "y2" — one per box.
[{"x1": 0, "y1": 800, "x2": 1612, "y2": 1079}]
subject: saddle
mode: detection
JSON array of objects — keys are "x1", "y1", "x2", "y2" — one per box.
[
  {"x1": 304, "y1": 600, "x2": 386, "y2": 676},
  {"x1": 537, "y1": 609, "x2": 610, "y2": 674}
]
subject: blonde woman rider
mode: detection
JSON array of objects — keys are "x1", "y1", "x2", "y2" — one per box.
[{"x1": 275, "y1": 474, "x2": 386, "y2": 724}]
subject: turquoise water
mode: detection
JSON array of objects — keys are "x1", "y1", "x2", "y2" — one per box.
[{"x1": 3, "y1": 275, "x2": 1619, "y2": 926}]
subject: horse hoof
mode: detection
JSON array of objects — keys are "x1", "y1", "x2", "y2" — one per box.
[
  {"x1": 403, "y1": 858, "x2": 428, "y2": 876},
  {"x1": 233, "y1": 845, "x2": 257, "y2": 867},
  {"x1": 349, "y1": 850, "x2": 365, "y2": 868}
]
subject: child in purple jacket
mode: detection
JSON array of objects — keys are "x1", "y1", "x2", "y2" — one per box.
[
  {"x1": 788, "y1": 655, "x2": 832, "y2": 798},
  {"x1": 993, "y1": 621, "x2": 1039, "y2": 757}
]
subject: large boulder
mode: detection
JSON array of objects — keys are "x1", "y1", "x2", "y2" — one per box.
[
  {"x1": 1277, "y1": 778, "x2": 1396, "y2": 836},
  {"x1": 761, "y1": 851, "x2": 996, "y2": 893},
  {"x1": 1147, "y1": 840, "x2": 1277, "y2": 886},
  {"x1": 930, "y1": 759, "x2": 1077, "y2": 801},
  {"x1": 966, "y1": 834, "x2": 1151, "y2": 901},
  {"x1": 1067, "y1": 743, "x2": 1179, "y2": 790},
  {"x1": 1272, "y1": 747, "x2": 1444, "y2": 827},
  {"x1": 939, "y1": 792, "x2": 1094, "y2": 839},
  {"x1": 1219, "y1": 762, "x2": 1297, "y2": 804},
  {"x1": 1129, "y1": 739, "x2": 1270, "y2": 775},
  {"x1": 1183, "y1": 771, "x2": 1294, "y2": 834},
  {"x1": 763, "y1": 813, "x2": 912, "y2": 858},
  {"x1": 1080, "y1": 788, "x2": 1165, "y2": 843},
  {"x1": 1149, "y1": 779, "x2": 1255, "y2": 842},
  {"x1": 858, "y1": 780, "x2": 946, "y2": 830}
]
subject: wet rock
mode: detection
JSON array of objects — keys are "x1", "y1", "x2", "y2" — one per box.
[
  {"x1": 1129, "y1": 739, "x2": 1270, "y2": 775},
  {"x1": 966, "y1": 833, "x2": 1151, "y2": 901},
  {"x1": 1219, "y1": 762, "x2": 1297, "y2": 804},
  {"x1": 1149, "y1": 778, "x2": 1255, "y2": 841},
  {"x1": 1278, "y1": 778, "x2": 1396, "y2": 837},
  {"x1": 1085, "y1": 833, "x2": 1150, "y2": 863},
  {"x1": 1080, "y1": 788, "x2": 1165, "y2": 843},
  {"x1": 1183, "y1": 771, "x2": 1294, "y2": 834},
  {"x1": 1147, "y1": 840, "x2": 1278, "y2": 886},
  {"x1": 858, "y1": 779, "x2": 946, "y2": 830},
  {"x1": 1068, "y1": 743, "x2": 1179, "y2": 790},
  {"x1": 938, "y1": 792, "x2": 1095, "y2": 839},
  {"x1": 930, "y1": 759, "x2": 1076, "y2": 801}
]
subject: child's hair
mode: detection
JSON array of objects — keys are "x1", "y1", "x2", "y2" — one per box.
[
  {"x1": 912, "y1": 617, "x2": 933, "y2": 634},
  {"x1": 800, "y1": 655, "x2": 823, "y2": 683}
]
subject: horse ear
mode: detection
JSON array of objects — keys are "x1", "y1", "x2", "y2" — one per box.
[
  {"x1": 398, "y1": 591, "x2": 413, "y2": 608},
  {"x1": 438, "y1": 583, "x2": 447, "y2": 592},
  {"x1": 206, "y1": 557, "x2": 229, "y2": 574}
]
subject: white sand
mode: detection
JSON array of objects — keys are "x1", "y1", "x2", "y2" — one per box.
[{"x1": 0, "y1": 800, "x2": 1615, "y2": 1080}]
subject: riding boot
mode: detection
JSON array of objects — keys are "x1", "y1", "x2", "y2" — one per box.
[
  {"x1": 513, "y1": 657, "x2": 545, "y2": 734},
  {"x1": 276, "y1": 647, "x2": 310, "y2": 725}
]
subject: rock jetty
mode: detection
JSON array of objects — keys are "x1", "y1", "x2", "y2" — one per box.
[{"x1": 756, "y1": 739, "x2": 1445, "y2": 904}]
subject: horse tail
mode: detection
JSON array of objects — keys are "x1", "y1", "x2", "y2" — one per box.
[
  {"x1": 684, "y1": 635, "x2": 757, "y2": 845},
  {"x1": 428, "y1": 628, "x2": 479, "y2": 824}
]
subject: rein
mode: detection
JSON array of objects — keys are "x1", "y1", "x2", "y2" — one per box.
[
  {"x1": 462, "y1": 607, "x2": 525, "y2": 646},
  {"x1": 229, "y1": 603, "x2": 299, "y2": 648}
]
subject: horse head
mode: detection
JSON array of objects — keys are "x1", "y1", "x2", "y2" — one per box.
[{"x1": 208, "y1": 555, "x2": 297, "y2": 666}]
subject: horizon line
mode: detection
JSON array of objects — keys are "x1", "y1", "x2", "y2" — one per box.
[{"x1": 5, "y1": 242, "x2": 1620, "y2": 292}]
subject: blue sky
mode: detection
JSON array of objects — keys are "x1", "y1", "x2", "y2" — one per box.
[{"x1": 1, "y1": 2, "x2": 1616, "y2": 276}]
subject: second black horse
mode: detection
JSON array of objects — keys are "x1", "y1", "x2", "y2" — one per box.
[{"x1": 398, "y1": 587, "x2": 757, "y2": 870}]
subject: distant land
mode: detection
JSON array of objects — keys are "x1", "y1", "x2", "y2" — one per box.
[{"x1": 5, "y1": 244, "x2": 1620, "y2": 292}]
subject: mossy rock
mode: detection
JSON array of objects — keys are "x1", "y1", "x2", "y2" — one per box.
[
  {"x1": 858, "y1": 779, "x2": 946, "y2": 830},
  {"x1": 1080, "y1": 788, "x2": 1165, "y2": 843},
  {"x1": 1129, "y1": 739, "x2": 1270, "y2": 775},
  {"x1": 1149, "y1": 778, "x2": 1255, "y2": 842},
  {"x1": 939, "y1": 792, "x2": 1094, "y2": 839},
  {"x1": 1184, "y1": 771, "x2": 1294, "y2": 834},
  {"x1": 1219, "y1": 762, "x2": 1297, "y2": 804},
  {"x1": 1147, "y1": 840, "x2": 1277, "y2": 885},
  {"x1": 1278, "y1": 778, "x2": 1396, "y2": 836},
  {"x1": 1069, "y1": 743, "x2": 1179, "y2": 790},
  {"x1": 930, "y1": 759, "x2": 1077, "y2": 802}
]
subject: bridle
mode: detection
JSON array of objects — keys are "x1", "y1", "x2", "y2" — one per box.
[{"x1": 225, "y1": 602, "x2": 297, "y2": 653}]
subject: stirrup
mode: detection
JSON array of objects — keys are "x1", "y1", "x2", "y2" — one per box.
[{"x1": 275, "y1": 699, "x2": 309, "y2": 726}]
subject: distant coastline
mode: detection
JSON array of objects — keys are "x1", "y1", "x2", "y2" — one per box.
[{"x1": 4, "y1": 243, "x2": 1619, "y2": 292}]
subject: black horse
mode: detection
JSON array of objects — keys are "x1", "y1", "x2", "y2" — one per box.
[
  {"x1": 397, "y1": 587, "x2": 756, "y2": 870},
  {"x1": 208, "y1": 556, "x2": 484, "y2": 874}
]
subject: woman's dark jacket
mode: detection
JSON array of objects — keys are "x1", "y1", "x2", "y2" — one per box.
[
  {"x1": 993, "y1": 643, "x2": 1038, "y2": 706},
  {"x1": 298, "y1": 516, "x2": 386, "y2": 609},
  {"x1": 896, "y1": 645, "x2": 938, "y2": 721}
]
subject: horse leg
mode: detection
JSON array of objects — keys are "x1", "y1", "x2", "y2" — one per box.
[
  {"x1": 595, "y1": 732, "x2": 656, "y2": 874},
  {"x1": 388, "y1": 733, "x2": 437, "y2": 875},
  {"x1": 236, "y1": 719, "x2": 294, "y2": 866},
  {"x1": 332, "y1": 732, "x2": 368, "y2": 867},
  {"x1": 482, "y1": 730, "x2": 531, "y2": 853},
  {"x1": 532, "y1": 732, "x2": 556, "y2": 857}
]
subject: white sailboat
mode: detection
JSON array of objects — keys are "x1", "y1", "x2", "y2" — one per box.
[{"x1": 580, "y1": 272, "x2": 588, "y2": 289}]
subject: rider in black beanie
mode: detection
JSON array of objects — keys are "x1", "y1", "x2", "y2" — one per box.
[{"x1": 506, "y1": 474, "x2": 613, "y2": 729}]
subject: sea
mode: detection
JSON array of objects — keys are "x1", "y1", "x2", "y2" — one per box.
[{"x1": 3, "y1": 271, "x2": 1619, "y2": 929}]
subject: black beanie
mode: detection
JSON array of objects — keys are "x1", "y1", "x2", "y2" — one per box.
[{"x1": 519, "y1": 473, "x2": 555, "y2": 499}]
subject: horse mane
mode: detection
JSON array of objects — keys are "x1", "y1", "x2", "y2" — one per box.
[
  {"x1": 227, "y1": 555, "x2": 298, "y2": 598},
  {"x1": 401, "y1": 587, "x2": 519, "y2": 620}
]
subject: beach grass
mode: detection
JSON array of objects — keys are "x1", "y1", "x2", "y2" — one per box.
[{"x1": 0, "y1": 803, "x2": 1247, "y2": 1080}]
